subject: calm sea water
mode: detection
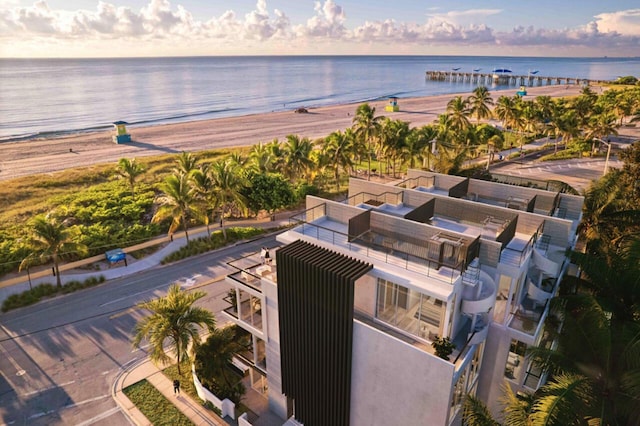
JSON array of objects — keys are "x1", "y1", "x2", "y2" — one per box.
[{"x1": 1, "y1": 55, "x2": 639, "y2": 141}]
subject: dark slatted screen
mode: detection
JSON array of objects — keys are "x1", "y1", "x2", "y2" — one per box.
[{"x1": 277, "y1": 240, "x2": 372, "y2": 426}]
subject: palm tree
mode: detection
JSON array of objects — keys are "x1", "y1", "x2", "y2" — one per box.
[
  {"x1": 403, "y1": 125, "x2": 437, "y2": 170},
  {"x1": 445, "y1": 96, "x2": 471, "y2": 136},
  {"x1": 116, "y1": 158, "x2": 146, "y2": 195},
  {"x1": 209, "y1": 159, "x2": 249, "y2": 240},
  {"x1": 463, "y1": 394, "x2": 501, "y2": 426},
  {"x1": 248, "y1": 141, "x2": 278, "y2": 174},
  {"x1": 152, "y1": 173, "x2": 200, "y2": 242},
  {"x1": 191, "y1": 163, "x2": 216, "y2": 236},
  {"x1": 322, "y1": 130, "x2": 355, "y2": 190},
  {"x1": 173, "y1": 151, "x2": 199, "y2": 176},
  {"x1": 132, "y1": 283, "x2": 215, "y2": 375},
  {"x1": 584, "y1": 112, "x2": 618, "y2": 152},
  {"x1": 493, "y1": 95, "x2": 519, "y2": 130},
  {"x1": 468, "y1": 86, "x2": 494, "y2": 124},
  {"x1": 352, "y1": 103, "x2": 383, "y2": 180},
  {"x1": 194, "y1": 326, "x2": 250, "y2": 403},
  {"x1": 282, "y1": 134, "x2": 315, "y2": 182},
  {"x1": 19, "y1": 214, "x2": 88, "y2": 289}
]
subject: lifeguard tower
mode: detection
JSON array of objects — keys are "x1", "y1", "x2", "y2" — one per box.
[
  {"x1": 112, "y1": 121, "x2": 131, "y2": 144},
  {"x1": 385, "y1": 97, "x2": 399, "y2": 112}
]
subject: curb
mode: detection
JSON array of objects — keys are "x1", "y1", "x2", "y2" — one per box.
[{"x1": 111, "y1": 356, "x2": 151, "y2": 426}]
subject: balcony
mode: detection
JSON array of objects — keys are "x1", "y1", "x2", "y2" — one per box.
[{"x1": 460, "y1": 275, "x2": 496, "y2": 315}]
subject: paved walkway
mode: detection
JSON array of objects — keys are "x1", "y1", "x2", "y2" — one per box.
[{"x1": 113, "y1": 357, "x2": 226, "y2": 426}]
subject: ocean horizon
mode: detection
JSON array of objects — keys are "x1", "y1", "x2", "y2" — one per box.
[{"x1": 1, "y1": 55, "x2": 639, "y2": 142}]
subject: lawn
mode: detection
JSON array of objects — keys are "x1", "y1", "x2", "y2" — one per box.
[{"x1": 123, "y1": 379, "x2": 194, "y2": 426}]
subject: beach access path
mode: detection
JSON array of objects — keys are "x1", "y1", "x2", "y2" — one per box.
[{"x1": 0, "y1": 86, "x2": 586, "y2": 181}]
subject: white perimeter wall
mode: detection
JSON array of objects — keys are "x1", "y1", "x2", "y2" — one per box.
[{"x1": 350, "y1": 321, "x2": 455, "y2": 426}]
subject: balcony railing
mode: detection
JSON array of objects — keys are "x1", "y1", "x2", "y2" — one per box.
[
  {"x1": 289, "y1": 215, "x2": 462, "y2": 284},
  {"x1": 499, "y1": 222, "x2": 543, "y2": 267},
  {"x1": 345, "y1": 190, "x2": 403, "y2": 207}
]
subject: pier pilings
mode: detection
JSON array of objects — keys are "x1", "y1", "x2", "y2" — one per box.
[{"x1": 425, "y1": 71, "x2": 607, "y2": 87}]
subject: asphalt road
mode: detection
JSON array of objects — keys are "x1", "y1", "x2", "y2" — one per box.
[{"x1": 0, "y1": 234, "x2": 278, "y2": 426}]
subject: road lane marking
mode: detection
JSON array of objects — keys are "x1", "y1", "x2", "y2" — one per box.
[
  {"x1": 23, "y1": 380, "x2": 76, "y2": 396},
  {"x1": 74, "y1": 407, "x2": 121, "y2": 426}
]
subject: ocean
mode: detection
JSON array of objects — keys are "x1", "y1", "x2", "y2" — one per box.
[{"x1": 1, "y1": 55, "x2": 639, "y2": 141}]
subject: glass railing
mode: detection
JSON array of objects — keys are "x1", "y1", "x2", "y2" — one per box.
[
  {"x1": 289, "y1": 216, "x2": 462, "y2": 285},
  {"x1": 345, "y1": 191, "x2": 404, "y2": 207},
  {"x1": 395, "y1": 175, "x2": 435, "y2": 190},
  {"x1": 499, "y1": 223, "x2": 543, "y2": 266}
]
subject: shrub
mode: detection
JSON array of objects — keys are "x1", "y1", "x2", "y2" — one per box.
[
  {"x1": 1, "y1": 275, "x2": 106, "y2": 312},
  {"x1": 431, "y1": 335, "x2": 456, "y2": 361},
  {"x1": 161, "y1": 227, "x2": 266, "y2": 264},
  {"x1": 123, "y1": 379, "x2": 193, "y2": 426}
]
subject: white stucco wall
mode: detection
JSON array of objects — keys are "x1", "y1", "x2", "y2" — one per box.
[
  {"x1": 350, "y1": 321, "x2": 455, "y2": 426},
  {"x1": 262, "y1": 279, "x2": 288, "y2": 421}
]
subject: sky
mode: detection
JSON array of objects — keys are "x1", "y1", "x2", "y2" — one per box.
[{"x1": 1, "y1": 0, "x2": 639, "y2": 58}]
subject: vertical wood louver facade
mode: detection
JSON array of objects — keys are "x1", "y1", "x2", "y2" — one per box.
[{"x1": 276, "y1": 240, "x2": 372, "y2": 426}]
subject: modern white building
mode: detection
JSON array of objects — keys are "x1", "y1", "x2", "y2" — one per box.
[{"x1": 222, "y1": 170, "x2": 584, "y2": 426}]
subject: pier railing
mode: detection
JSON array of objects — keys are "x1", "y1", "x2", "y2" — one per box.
[{"x1": 425, "y1": 70, "x2": 609, "y2": 87}]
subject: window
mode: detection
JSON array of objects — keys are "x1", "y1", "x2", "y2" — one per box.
[
  {"x1": 376, "y1": 278, "x2": 445, "y2": 340},
  {"x1": 505, "y1": 339, "x2": 527, "y2": 381}
]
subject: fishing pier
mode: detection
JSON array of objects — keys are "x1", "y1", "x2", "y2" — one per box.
[{"x1": 425, "y1": 70, "x2": 608, "y2": 87}]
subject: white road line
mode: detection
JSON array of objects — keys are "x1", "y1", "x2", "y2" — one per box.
[
  {"x1": 62, "y1": 394, "x2": 110, "y2": 409},
  {"x1": 99, "y1": 282, "x2": 168, "y2": 306},
  {"x1": 23, "y1": 380, "x2": 76, "y2": 396},
  {"x1": 74, "y1": 407, "x2": 121, "y2": 426}
]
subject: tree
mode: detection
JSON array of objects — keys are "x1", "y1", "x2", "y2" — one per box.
[
  {"x1": 244, "y1": 173, "x2": 295, "y2": 220},
  {"x1": 173, "y1": 151, "x2": 199, "y2": 176},
  {"x1": 191, "y1": 163, "x2": 216, "y2": 236},
  {"x1": 321, "y1": 130, "x2": 355, "y2": 190},
  {"x1": 463, "y1": 395, "x2": 500, "y2": 426},
  {"x1": 209, "y1": 159, "x2": 249, "y2": 240},
  {"x1": 468, "y1": 86, "x2": 494, "y2": 124},
  {"x1": 282, "y1": 134, "x2": 315, "y2": 182},
  {"x1": 19, "y1": 214, "x2": 88, "y2": 289},
  {"x1": 248, "y1": 141, "x2": 278, "y2": 174},
  {"x1": 445, "y1": 96, "x2": 471, "y2": 136},
  {"x1": 132, "y1": 283, "x2": 215, "y2": 375},
  {"x1": 116, "y1": 158, "x2": 146, "y2": 195},
  {"x1": 194, "y1": 326, "x2": 250, "y2": 403},
  {"x1": 352, "y1": 103, "x2": 383, "y2": 180},
  {"x1": 152, "y1": 173, "x2": 200, "y2": 242}
]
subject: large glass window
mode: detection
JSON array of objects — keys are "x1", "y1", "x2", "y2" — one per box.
[
  {"x1": 376, "y1": 278, "x2": 445, "y2": 340},
  {"x1": 504, "y1": 339, "x2": 527, "y2": 381}
]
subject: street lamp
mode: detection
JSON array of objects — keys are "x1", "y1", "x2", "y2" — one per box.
[{"x1": 595, "y1": 138, "x2": 613, "y2": 176}]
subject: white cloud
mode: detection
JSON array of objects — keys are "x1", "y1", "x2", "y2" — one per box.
[
  {"x1": 0, "y1": 1, "x2": 639, "y2": 56},
  {"x1": 592, "y1": 9, "x2": 640, "y2": 36}
]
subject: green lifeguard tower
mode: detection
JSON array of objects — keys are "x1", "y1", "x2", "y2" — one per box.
[
  {"x1": 112, "y1": 121, "x2": 131, "y2": 144},
  {"x1": 385, "y1": 96, "x2": 399, "y2": 112}
]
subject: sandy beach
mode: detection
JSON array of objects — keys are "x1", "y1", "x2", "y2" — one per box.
[{"x1": 0, "y1": 85, "x2": 588, "y2": 181}]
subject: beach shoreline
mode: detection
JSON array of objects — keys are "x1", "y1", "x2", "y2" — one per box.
[{"x1": 0, "y1": 85, "x2": 590, "y2": 181}]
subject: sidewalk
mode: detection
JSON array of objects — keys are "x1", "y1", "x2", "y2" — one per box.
[
  {"x1": 112, "y1": 357, "x2": 225, "y2": 426},
  {"x1": 0, "y1": 210, "x2": 300, "y2": 302}
]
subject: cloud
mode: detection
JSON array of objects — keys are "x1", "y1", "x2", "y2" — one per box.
[
  {"x1": 0, "y1": 0, "x2": 639, "y2": 56},
  {"x1": 592, "y1": 9, "x2": 640, "y2": 36}
]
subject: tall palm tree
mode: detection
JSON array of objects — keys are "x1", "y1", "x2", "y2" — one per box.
[
  {"x1": 584, "y1": 112, "x2": 619, "y2": 152},
  {"x1": 462, "y1": 394, "x2": 501, "y2": 426},
  {"x1": 322, "y1": 130, "x2": 355, "y2": 190},
  {"x1": 467, "y1": 86, "x2": 494, "y2": 124},
  {"x1": 282, "y1": 134, "x2": 315, "y2": 182},
  {"x1": 403, "y1": 125, "x2": 437, "y2": 170},
  {"x1": 152, "y1": 173, "x2": 200, "y2": 242},
  {"x1": 19, "y1": 214, "x2": 88, "y2": 289},
  {"x1": 191, "y1": 163, "x2": 216, "y2": 236},
  {"x1": 445, "y1": 96, "x2": 471, "y2": 136},
  {"x1": 493, "y1": 95, "x2": 519, "y2": 130},
  {"x1": 116, "y1": 157, "x2": 146, "y2": 196},
  {"x1": 209, "y1": 159, "x2": 249, "y2": 240},
  {"x1": 352, "y1": 103, "x2": 383, "y2": 180},
  {"x1": 132, "y1": 283, "x2": 215, "y2": 375}
]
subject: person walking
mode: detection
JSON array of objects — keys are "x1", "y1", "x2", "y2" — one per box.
[
  {"x1": 260, "y1": 247, "x2": 266, "y2": 264},
  {"x1": 173, "y1": 379, "x2": 181, "y2": 395},
  {"x1": 265, "y1": 248, "x2": 271, "y2": 265}
]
